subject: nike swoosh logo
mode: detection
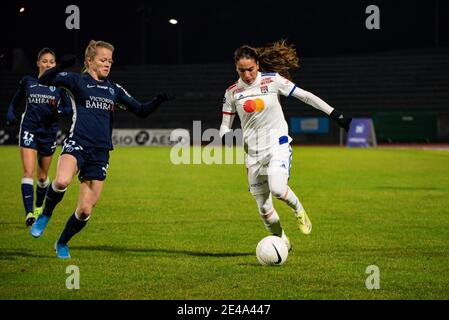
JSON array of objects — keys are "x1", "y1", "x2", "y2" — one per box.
[
  {"x1": 25, "y1": 196, "x2": 32, "y2": 198},
  {"x1": 272, "y1": 243, "x2": 282, "y2": 264},
  {"x1": 87, "y1": 85, "x2": 96, "y2": 88}
]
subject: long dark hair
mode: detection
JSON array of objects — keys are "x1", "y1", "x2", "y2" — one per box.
[{"x1": 234, "y1": 40, "x2": 299, "y2": 80}]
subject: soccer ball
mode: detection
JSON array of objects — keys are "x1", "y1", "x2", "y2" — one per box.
[{"x1": 256, "y1": 235, "x2": 289, "y2": 266}]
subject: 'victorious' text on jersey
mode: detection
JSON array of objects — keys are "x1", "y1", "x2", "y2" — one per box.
[
  {"x1": 53, "y1": 72, "x2": 141, "y2": 150},
  {"x1": 9, "y1": 76, "x2": 69, "y2": 133}
]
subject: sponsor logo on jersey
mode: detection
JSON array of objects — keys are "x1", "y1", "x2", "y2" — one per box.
[
  {"x1": 59, "y1": 72, "x2": 68, "y2": 76},
  {"x1": 49, "y1": 86, "x2": 56, "y2": 92},
  {"x1": 260, "y1": 78, "x2": 273, "y2": 85},
  {"x1": 260, "y1": 85, "x2": 268, "y2": 94},
  {"x1": 27, "y1": 93, "x2": 57, "y2": 106},
  {"x1": 243, "y1": 98, "x2": 265, "y2": 113},
  {"x1": 86, "y1": 84, "x2": 115, "y2": 96},
  {"x1": 85, "y1": 96, "x2": 114, "y2": 111}
]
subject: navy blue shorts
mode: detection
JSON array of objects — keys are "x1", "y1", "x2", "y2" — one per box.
[
  {"x1": 61, "y1": 139, "x2": 110, "y2": 181},
  {"x1": 19, "y1": 128, "x2": 57, "y2": 156}
]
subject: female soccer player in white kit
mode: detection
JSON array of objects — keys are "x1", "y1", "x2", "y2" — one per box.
[{"x1": 219, "y1": 41, "x2": 352, "y2": 249}]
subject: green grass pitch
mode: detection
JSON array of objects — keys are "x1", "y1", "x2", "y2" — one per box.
[{"x1": 0, "y1": 146, "x2": 448, "y2": 299}]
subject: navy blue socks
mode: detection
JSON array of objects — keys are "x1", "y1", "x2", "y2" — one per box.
[
  {"x1": 35, "y1": 178, "x2": 50, "y2": 208},
  {"x1": 58, "y1": 212, "x2": 88, "y2": 245},
  {"x1": 21, "y1": 178, "x2": 34, "y2": 214},
  {"x1": 42, "y1": 182, "x2": 66, "y2": 217}
]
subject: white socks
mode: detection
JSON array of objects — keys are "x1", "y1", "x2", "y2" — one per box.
[
  {"x1": 278, "y1": 186, "x2": 304, "y2": 213},
  {"x1": 254, "y1": 192, "x2": 283, "y2": 236}
]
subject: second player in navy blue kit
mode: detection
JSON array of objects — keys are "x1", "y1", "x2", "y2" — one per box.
[
  {"x1": 31, "y1": 40, "x2": 172, "y2": 258},
  {"x1": 6, "y1": 48, "x2": 71, "y2": 226}
]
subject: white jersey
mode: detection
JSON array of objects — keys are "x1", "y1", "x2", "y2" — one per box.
[{"x1": 222, "y1": 72, "x2": 296, "y2": 157}]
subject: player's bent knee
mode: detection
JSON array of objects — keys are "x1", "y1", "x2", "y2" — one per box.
[
  {"x1": 23, "y1": 169, "x2": 34, "y2": 179},
  {"x1": 53, "y1": 177, "x2": 71, "y2": 190},
  {"x1": 254, "y1": 192, "x2": 273, "y2": 214},
  {"x1": 77, "y1": 210, "x2": 92, "y2": 220},
  {"x1": 79, "y1": 212, "x2": 91, "y2": 221},
  {"x1": 53, "y1": 181, "x2": 69, "y2": 190},
  {"x1": 37, "y1": 176, "x2": 48, "y2": 184},
  {"x1": 270, "y1": 186, "x2": 287, "y2": 199},
  {"x1": 268, "y1": 173, "x2": 289, "y2": 199},
  {"x1": 259, "y1": 202, "x2": 273, "y2": 214}
]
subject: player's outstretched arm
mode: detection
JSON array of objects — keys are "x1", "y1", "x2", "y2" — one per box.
[
  {"x1": 329, "y1": 109, "x2": 352, "y2": 132},
  {"x1": 138, "y1": 93, "x2": 174, "y2": 118},
  {"x1": 116, "y1": 85, "x2": 174, "y2": 118},
  {"x1": 38, "y1": 55, "x2": 76, "y2": 86},
  {"x1": 6, "y1": 78, "x2": 27, "y2": 126},
  {"x1": 57, "y1": 90, "x2": 74, "y2": 116},
  {"x1": 291, "y1": 87, "x2": 352, "y2": 132}
]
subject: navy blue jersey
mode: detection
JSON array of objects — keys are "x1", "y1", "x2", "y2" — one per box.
[
  {"x1": 8, "y1": 76, "x2": 71, "y2": 133},
  {"x1": 53, "y1": 72, "x2": 146, "y2": 150}
]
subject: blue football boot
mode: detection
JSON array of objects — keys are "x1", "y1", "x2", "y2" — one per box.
[
  {"x1": 55, "y1": 241, "x2": 71, "y2": 259},
  {"x1": 30, "y1": 214, "x2": 50, "y2": 238}
]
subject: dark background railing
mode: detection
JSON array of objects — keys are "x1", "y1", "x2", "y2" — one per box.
[{"x1": 2, "y1": 50, "x2": 448, "y2": 144}]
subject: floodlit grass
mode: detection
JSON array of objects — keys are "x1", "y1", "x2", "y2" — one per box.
[{"x1": 1, "y1": 146, "x2": 448, "y2": 299}]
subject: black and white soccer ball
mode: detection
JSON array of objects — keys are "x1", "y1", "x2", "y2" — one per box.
[{"x1": 256, "y1": 236, "x2": 289, "y2": 266}]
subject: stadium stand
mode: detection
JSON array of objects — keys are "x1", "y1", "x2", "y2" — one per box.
[{"x1": 1, "y1": 51, "x2": 448, "y2": 144}]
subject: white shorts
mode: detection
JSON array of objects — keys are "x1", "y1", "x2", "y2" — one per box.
[{"x1": 246, "y1": 143, "x2": 292, "y2": 195}]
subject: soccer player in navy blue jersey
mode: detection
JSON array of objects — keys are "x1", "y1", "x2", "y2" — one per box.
[
  {"x1": 6, "y1": 48, "x2": 71, "y2": 227},
  {"x1": 31, "y1": 40, "x2": 173, "y2": 258}
]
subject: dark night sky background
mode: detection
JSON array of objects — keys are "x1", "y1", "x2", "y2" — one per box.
[{"x1": 0, "y1": 0, "x2": 448, "y2": 66}]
